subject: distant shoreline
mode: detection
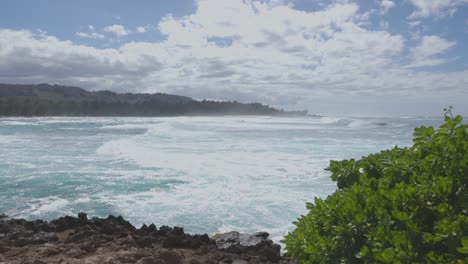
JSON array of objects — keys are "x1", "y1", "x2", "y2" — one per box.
[
  {"x1": 0, "y1": 114, "x2": 319, "y2": 118},
  {"x1": 0, "y1": 83, "x2": 309, "y2": 118}
]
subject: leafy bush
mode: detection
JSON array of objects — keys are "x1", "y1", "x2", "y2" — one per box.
[{"x1": 283, "y1": 110, "x2": 468, "y2": 263}]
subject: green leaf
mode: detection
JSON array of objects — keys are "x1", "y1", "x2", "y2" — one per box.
[{"x1": 457, "y1": 238, "x2": 468, "y2": 254}]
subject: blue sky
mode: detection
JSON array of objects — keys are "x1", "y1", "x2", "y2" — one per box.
[
  {"x1": 1, "y1": 0, "x2": 195, "y2": 45},
  {"x1": 0, "y1": 0, "x2": 467, "y2": 116}
]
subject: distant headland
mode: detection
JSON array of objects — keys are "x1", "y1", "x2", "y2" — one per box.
[{"x1": 0, "y1": 84, "x2": 308, "y2": 117}]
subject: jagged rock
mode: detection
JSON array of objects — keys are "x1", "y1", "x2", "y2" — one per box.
[
  {"x1": 0, "y1": 222, "x2": 10, "y2": 233},
  {"x1": 0, "y1": 241, "x2": 8, "y2": 253},
  {"x1": 213, "y1": 231, "x2": 271, "y2": 249},
  {"x1": 194, "y1": 234, "x2": 210, "y2": 243},
  {"x1": 43, "y1": 245, "x2": 61, "y2": 256},
  {"x1": 67, "y1": 248, "x2": 87, "y2": 258},
  {"x1": 138, "y1": 256, "x2": 163, "y2": 264},
  {"x1": 260, "y1": 245, "x2": 281, "y2": 262},
  {"x1": 162, "y1": 236, "x2": 185, "y2": 248},
  {"x1": 56, "y1": 229, "x2": 75, "y2": 242},
  {"x1": 78, "y1": 212, "x2": 88, "y2": 221},
  {"x1": 136, "y1": 236, "x2": 154, "y2": 248},
  {"x1": 195, "y1": 245, "x2": 210, "y2": 255},
  {"x1": 0, "y1": 213, "x2": 296, "y2": 263},
  {"x1": 51, "y1": 216, "x2": 82, "y2": 232},
  {"x1": 188, "y1": 259, "x2": 202, "y2": 264},
  {"x1": 79, "y1": 241, "x2": 96, "y2": 253},
  {"x1": 160, "y1": 250, "x2": 182, "y2": 264},
  {"x1": 103, "y1": 257, "x2": 117, "y2": 264},
  {"x1": 116, "y1": 252, "x2": 140, "y2": 263},
  {"x1": 219, "y1": 258, "x2": 233, "y2": 264},
  {"x1": 232, "y1": 260, "x2": 248, "y2": 264},
  {"x1": 148, "y1": 224, "x2": 157, "y2": 232},
  {"x1": 13, "y1": 232, "x2": 56, "y2": 247}
]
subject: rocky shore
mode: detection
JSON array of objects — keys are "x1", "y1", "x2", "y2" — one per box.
[{"x1": 0, "y1": 213, "x2": 297, "y2": 264}]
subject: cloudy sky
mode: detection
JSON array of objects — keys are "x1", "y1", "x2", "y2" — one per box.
[{"x1": 1, "y1": 0, "x2": 467, "y2": 116}]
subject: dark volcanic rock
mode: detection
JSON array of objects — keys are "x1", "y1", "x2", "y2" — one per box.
[
  {"x1": 51, "y1": 215, "x2": 83, "y2": 232},
  {"x1": 78, "y1": 212, "x2": 88, "y2": 221},
  {"x1": 139, "y1": 256, "x2": 163, "y2": 264},
  {"x1": 136, "y1": 236, "x2": 155, "y2": 248},
  {"x1": 213, "y1": 231, "x2": 273, "y2": 249},
  {"x1": 0, "y1": 222, "x2": 10, "y2": 233},
  {"x1": 260, "y1": 245, "x2": 282, "y2": 262},
  {"x1": 160, "y1": 250, "x2": 183, "y2": 264},
  {"x1": 0, "y1": 213, "x2": 298, "y2": 263}
]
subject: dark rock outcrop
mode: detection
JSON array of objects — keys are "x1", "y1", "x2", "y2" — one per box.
[{"x1": 0, "y1": 213, "x2": 297, "y2": 264}]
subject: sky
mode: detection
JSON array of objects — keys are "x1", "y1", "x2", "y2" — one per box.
[{"x1": 0, "y1": 0, "x2": 467, "y2": 116}]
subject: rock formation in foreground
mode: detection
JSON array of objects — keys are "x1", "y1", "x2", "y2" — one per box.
[{"x1": 0, "y1": 213, "x2": 297, "y2": 264}]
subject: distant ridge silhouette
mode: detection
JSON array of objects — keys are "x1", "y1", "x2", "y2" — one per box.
[{"x1": 0, "y1": 83, "x2": 308, "y2": 117}]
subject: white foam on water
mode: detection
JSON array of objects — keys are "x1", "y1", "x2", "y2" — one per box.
[
  {"x1": 160, "y1": 116, "x2": 320, "y2": 131},
  {"x1": 33, "y1": 198, "x2": 70, "y2": 215},
  {"x1": 97, "y1": 137, "x2": 322, "y2": 179},
  {"x1": 21, "y1": 197, "x2": 72, "y2": 216},
  {"x1": 0, "y1": 135, "x2": 22, "y2": 143},
  {"x1": 347, "y1": 119, "x2": 367, "y2": 128},
  {"x1": 100, "y1": 124, "x2": 152, "y2": 130},
  {"x1": 1, "y1": 115, "x2": 422, "y2": 246},
  {"x1": 93, "y1": 118, "x2": 337, "y2": 244},
  {"x1": 37, "y1": 117, "x2": 115, "y2": 124},
  {"x1": 318, "y1": 116, "x2": 342, "y2": 124},
  {"x1": 75, "y1": 197, "x2": 92, "y2": 203},
  {"x1": 0, "y1": 120, "x2": 41, "y2": 126},
  {"x1": 97, "y1": 175, "x2": 327, "y2": 245},
  {"x1": 11, "y1": 196, "x2": 97, "y2": 220}
]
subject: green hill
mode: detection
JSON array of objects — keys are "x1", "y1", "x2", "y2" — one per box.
[{"x1": 0, "y1": 83, "x2": 307, "y2": 117}]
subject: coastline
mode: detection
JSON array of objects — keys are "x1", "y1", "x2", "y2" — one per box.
[{"x1": 0, "y1": 213, "x2": 297, "y2": 264}]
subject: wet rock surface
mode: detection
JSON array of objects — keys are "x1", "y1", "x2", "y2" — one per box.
[{"x1": 0, "y1": 213, "x2": 297, "y2": 264}]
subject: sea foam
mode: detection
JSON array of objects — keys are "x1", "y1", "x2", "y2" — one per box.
[{"x1": 0, "y1": 116, "x2": 439, "y2": 244}]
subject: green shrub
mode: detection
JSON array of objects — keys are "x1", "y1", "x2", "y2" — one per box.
[{"x1": 283, "y1": 110, "x2": 468, "y2": 263}]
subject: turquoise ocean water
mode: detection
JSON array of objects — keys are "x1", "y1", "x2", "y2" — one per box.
[{"x1": 0, "y1": 116, "x2": 441, "y2": 242}]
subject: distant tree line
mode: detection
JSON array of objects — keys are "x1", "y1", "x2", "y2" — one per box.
[{"x1": 0, "y1": 84, "x2": 308, "y2": 117}]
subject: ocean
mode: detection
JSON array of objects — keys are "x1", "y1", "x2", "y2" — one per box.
[{"x1": 0, "y1": 116, "x2": 441, "y2": 243}]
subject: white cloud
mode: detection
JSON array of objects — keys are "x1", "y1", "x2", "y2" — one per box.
[
  {"x1": 380, "y1": 0, "x2": 395, "y2": 14},
  {"x1": 0, "y1": 0, "x2": 467, "y2": 113},
  {"x1": 136, "y1": 24, "x2": 157, "y2": 34},
  {"x1": 408, "y1": 0, "x2": 468, "y2": 18},
  {"x1": 76, "y1": 31, "x2": 104, "y2": 39},
  {"x1": 76, "y1": 24, "x2": 104, "y2": 39},
  {"x1": 379, "y1": 20, "x2": 390, "y2": 30},
  {"x1": 136, "y1": 26, "x2": 147, "y2": 33},
  {"x1": 0, "y1": 29, "x2": 162, "y2": 91},
  {"x1": 405, "y1": 35, "x2": 456, "y2": 68},
  {"x1": 104, "y1": 24, "x2": 130, "y2": 37},
  {"x1": 408, "y1": 20, "x2": 422, "y2": 27}
]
